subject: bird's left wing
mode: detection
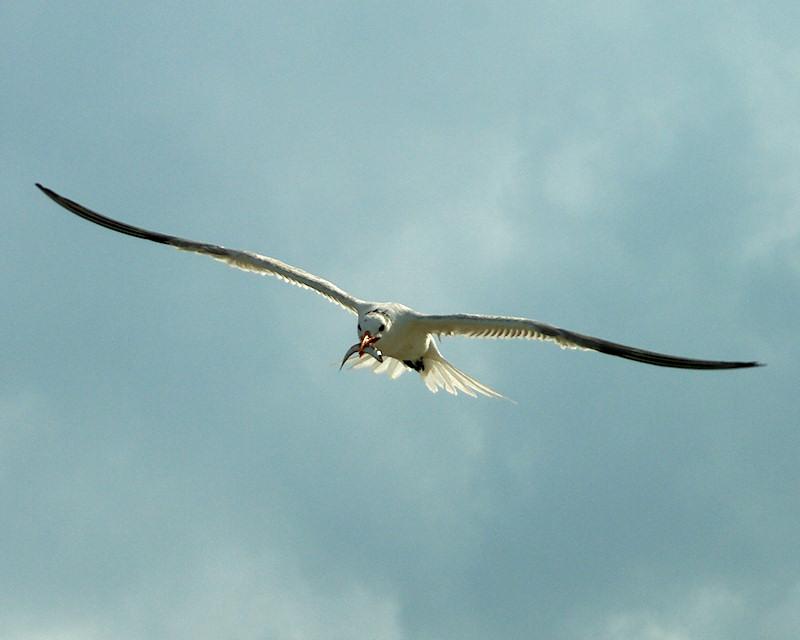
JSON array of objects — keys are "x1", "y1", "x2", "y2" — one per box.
[
  {"x1": 418, "y1": 313, "x2": 762, "y2": 370},
  {"x1": 36, "y1": 184, "x2": 363, "y2": 315}
]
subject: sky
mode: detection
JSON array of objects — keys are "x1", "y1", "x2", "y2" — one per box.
[{"x1": 2, "y1": 2, "x2": 799, "y2": 639}]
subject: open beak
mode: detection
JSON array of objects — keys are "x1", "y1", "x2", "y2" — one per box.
[
  {"x1": 339, "y1": 332, "x2": 383, "y2": 369},
  {"x1": 359, "y1": 331, "x2": 378, "y2": 356}
]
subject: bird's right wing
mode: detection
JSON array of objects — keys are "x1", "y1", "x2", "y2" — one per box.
[
  {"x1": 418, "y1": 313, "x2": 762, "y2": 370},
  {"x1": 36, "y1": 184, "x2": 364, "y2": 315}
]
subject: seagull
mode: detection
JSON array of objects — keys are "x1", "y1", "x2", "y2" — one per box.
[{"x1": 36, "y1": 184, "x2": 762, "y2": 399}]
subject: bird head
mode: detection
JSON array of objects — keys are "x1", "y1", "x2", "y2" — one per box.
[
  {"x1": 339, "y1": 309, "x2": 391, "y2": 369},
  {"x1": 358, "y1": 309, "x2": 390, "y2": 345}
]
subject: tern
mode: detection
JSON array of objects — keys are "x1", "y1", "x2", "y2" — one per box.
[{"x1": 36, "y1": 184, "x2": 761, "y2": 399}]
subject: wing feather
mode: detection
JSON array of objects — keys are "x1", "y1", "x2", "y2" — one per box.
[
  {"x1": 420, "y1": 313, "x2": 762, "y2": 370},
  {"x1": 36, "y1": 184, "x2": 362, "y2": 314}
]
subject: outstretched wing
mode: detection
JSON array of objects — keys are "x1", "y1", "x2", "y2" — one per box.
[
  {"x1": 419, "y1": 313, "x2": 762, "y2": 370},
  {"x1": 36, "y1": 184, "x2": 363, "y2": 315}
]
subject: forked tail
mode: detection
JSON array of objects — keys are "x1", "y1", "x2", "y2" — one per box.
[
  {"x1": 421, "y1": 353, "x2": 506, "y2": 399},
  {"x1": 347, "y1": 345, "x2": 507, "y2": 399}
]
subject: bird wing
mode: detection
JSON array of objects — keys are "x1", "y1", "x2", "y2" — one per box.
[
  {"x1": 36, "y1": 184, "x2": 363, "y2": 315},
  {"x1": 418, "y1": 313, "x2": 762, "y2": 370}
]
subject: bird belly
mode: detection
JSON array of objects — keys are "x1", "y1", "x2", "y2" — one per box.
[{"x1": 376, "y1": 330, "x2": 430, "y2": 363}]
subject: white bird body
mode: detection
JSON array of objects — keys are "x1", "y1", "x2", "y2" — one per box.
[
  {"x1": 36, "y1": 184, "x2": 762, "y2": 399},
  {"x1": 348, "y1": 303, "x2": 505, "y2": 397}
]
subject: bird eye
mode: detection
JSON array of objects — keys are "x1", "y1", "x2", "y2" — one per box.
[{"x1": 379, "y1": 323, "x2": 385, "y2": 332}]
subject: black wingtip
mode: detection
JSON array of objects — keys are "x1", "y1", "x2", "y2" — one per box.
[
  {"x1": 36, "y1": 183, "x2": 69, "y2": 209},
  {"x1": 723, "y1": 361, "x2": 764, "y2": 369},
  {"x1": 35, "y1": 183, "x2": 53, "y2": 197}
]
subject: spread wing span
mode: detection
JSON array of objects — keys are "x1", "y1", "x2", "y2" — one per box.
[
  {"x1": 36, "y1": 184, "x2": 363, "y2": 315},
  {"x1": 420, "y1": 313, "x2": 762, "y2": 370}
]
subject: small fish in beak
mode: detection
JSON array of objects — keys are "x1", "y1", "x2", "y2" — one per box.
[
  {"x1": 340, "y1": 340, "x2": 384, "y2": 369},
  {"x1": 359, "y1": 331, "x2": 380, "y2": 355}
]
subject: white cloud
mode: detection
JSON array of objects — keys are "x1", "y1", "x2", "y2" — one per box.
[
  {"x1": 593, "y1": 585, "x2": 745, "y2": 640},
  {"x1": 2, "y1": 544, "x2": 404, "y2": 640},
  {"x1": 714, "y1": 11, "x2": 800, "y2": 269},
  {"x1": 2, "y1": 622, "x2": 104, "y2": 640},
  {"x1": 761, "y1": 580, "x2": 800, "y2": 640},
  {"x1": 155, "y1": 546, "x2": 404, "y2": 640},
  {"x1": 4, "y1": 3, "x2": 798, "y2": 640},
  {"x1": 543, "y1": 137, "x2": 610, "y2": 214}
]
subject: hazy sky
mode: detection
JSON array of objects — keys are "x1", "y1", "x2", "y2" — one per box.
[{"x1": 3, "y1": 2, "x2": 799, "y2": 639}]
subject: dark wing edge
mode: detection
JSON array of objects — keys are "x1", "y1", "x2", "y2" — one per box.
[
  {"x1": 420, "y1": 313, "x2": 764, "y2": 370},
  {"x1": 35, "y1": 183, "x2": 362, "y2": 314}
]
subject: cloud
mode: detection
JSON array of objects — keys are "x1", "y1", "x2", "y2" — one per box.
[
  {"x1": 714, "y1": 10, "x2": 800, "y2": 270},
  {"x1": 1, "y1": 543, "x2": 404, "y2": 640},
  {"x1": 596, "y1": 585, "x2": 745, "y2": 640},
  {"x1": 4, "y1": 3, "x2": 798, "y2": 640}
]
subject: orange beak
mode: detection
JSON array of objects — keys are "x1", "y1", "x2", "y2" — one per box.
[
  {"x1": 340, "y1": 335, "x2": 383, "y2": 369},
  {"x1": 358, "y1": 332, "x2": 378, "y2": 356}
]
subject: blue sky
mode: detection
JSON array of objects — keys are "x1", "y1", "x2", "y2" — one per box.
[{"x1": 3, "y1": 2, "x2": 799, "y2": 639}]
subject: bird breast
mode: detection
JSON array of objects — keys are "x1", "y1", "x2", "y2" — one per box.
[{"x1": 376, "y1": 313, "x2": 430, "y2": 361}]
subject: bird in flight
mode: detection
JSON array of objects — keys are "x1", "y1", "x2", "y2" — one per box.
[{"x1": 36, "y1": 184, "x2": 761, "y2": 399}]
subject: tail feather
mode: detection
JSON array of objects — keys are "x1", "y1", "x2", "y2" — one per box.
[
  {"x1": 349, "y1": 355, "x2": 407, "y2": 380},
  {"x1": 346, "y1": 351, "x2": 506, "y2": 400},
  {"x1": 422, "y1": 356, "x2": 505, "y2": 399}
]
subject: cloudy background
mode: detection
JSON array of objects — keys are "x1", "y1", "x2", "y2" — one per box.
[{"x1": 3, "y1": 2, "x2": 799, "y2": 638}]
